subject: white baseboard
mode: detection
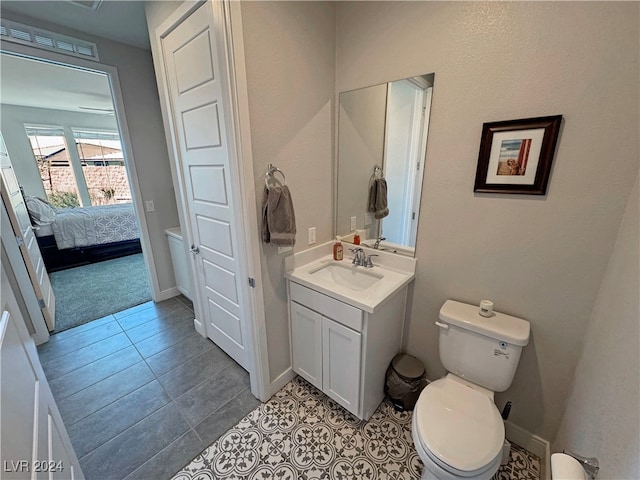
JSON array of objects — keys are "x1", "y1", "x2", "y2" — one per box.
[
  {"x1": 157, "y1": 287, "x2": 180, "y2": 302},
  {"x1": 505, "y1": 421, "x2": 550, "y2": 479},
  {"x1": 193, "y1": 317, "x2": 206, "y2": 337},
  {"x1": 269, "y1": 368, "x2": 295, "y2": 397}
]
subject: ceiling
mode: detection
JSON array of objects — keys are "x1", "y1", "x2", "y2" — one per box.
[
  {"x1": 0, "y1": 1, "x2": 148, "y2": 114},
  {"x1": 0, "y1": 0, "x2": 150, "y2": 50},
  {"x1": 0, "y1": 53, "x2": 114, "y2": 113}
]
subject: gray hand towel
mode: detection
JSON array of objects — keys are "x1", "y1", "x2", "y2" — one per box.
[
  {"x1": 262, "y1": 185, "x2": 297, "y2": 246},
  {"x1": 367, "y1": 178, "x2": 389, "y2": 219},
  {"x1": 367, "y1": 180, "x2": 376, "y2": 214},
  {"x1": 261, "y1": 187, "x2": 271, "y2": 243}
]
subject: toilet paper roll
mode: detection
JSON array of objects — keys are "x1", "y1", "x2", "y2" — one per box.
[
  {"x1": 551, "y1": 453, "x2": 587, "y2": 480},
  {"x1": 479, "y1": 300, "x2": 494, "y2": 317}
]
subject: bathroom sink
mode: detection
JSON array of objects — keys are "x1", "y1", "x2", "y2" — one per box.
[
  {"x1": 309, "y1": 262, "x2": 383, "y2": 292},
  {"x1": 285, "y1": 246, "x2": 416, "y2": 312}
]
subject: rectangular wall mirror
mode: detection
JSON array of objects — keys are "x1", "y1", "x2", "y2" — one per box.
[{"x1": 336, "y1": 73, "x2": 434, "y2": 257}]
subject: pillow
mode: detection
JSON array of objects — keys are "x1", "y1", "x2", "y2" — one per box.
[{"x1": 25, "y1": 196, "x2": 57, "y2": 226}]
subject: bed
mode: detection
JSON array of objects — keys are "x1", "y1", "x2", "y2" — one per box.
[{"x1": 26, "y1": 197, "x2": 142, "y2": 272}]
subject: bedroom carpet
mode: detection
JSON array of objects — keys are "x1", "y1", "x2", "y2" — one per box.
[{"x1": 50, "y1": 253, "x2": 152, "y2": 333}]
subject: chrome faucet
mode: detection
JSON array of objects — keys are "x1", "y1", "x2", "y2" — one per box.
[
  {"x1": 563, "y1": 451, "x2": 599, "y2": 480},
  {"x1": 365, "y1": 254, "x2": 378, "y2": 268},
  {"x1": 373, "y1": 236, "x2": 386, "y2": 249},
  {"x1": 350, "y1": 248, "x2": 377, "y2": 268},
  {"x1": 349, "y1": 247, "x2": 366, "y2": 266}
]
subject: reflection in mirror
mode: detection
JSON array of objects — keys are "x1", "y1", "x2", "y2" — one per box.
[{"x1": 336, "y1": 73, "x2": 434, "y2": 256}]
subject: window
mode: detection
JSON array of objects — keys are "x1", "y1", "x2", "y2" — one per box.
[
  {"x1": 26, "y1": 126, "x2": 81, "y2": 208},
  {"x1": 73, "y1": 130, "x2": 131, "y2": 205},
  {"x1": 0, "y1": 19, "x2": 99, "y2": 61},
  {"x1": 25, "y1": 126, "x2": 131, "y2": 207}
]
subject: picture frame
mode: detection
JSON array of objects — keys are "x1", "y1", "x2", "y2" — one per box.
[{"x1": 474, "y1": 115, "x2": 562, "y2": 195}]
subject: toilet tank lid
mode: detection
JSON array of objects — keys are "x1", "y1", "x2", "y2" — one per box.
[{"x1": 439, "y1": 300, "x2": 530, "y2": 346}]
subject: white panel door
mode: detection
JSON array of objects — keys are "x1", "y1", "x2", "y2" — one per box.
[
  {"x1": 290, "y1": 302, "x2": 323, "y2": 389},
  {"x1": 0, "y1": 133, "x2": 55, "y2": 330},
  {"x1": 322, "y1": 317, "x2": 362, "y2": 416},
  {"x1": 161, "y1": 2, "x2": 248, "y2": 368},
  {"x1": 1, "y1": 265, "x2": 83, "y2": 479}
]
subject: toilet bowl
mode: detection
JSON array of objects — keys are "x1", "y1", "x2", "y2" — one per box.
[
  {"x1": 412, "y1": 375, "x2": 504, "y2": 480},
  {"x1": 412, "y1": 300, "x2": 530, "y2": 480},
  {"x1": 551, "y1": 452, "x2": 598, "y2": 479}
]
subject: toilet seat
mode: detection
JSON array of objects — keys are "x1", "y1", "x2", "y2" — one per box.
[{"x1": 414, "y1": 376, "x2": 504, "y2": 475}]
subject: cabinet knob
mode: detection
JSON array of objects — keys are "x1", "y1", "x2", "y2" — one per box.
[{"x1": 190, "y1": 244, "x2": 200, "y2": 254}]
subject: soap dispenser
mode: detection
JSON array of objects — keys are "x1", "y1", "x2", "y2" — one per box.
[{"x1": 333, "y1": 236, "x2": 343, "y2": 261}]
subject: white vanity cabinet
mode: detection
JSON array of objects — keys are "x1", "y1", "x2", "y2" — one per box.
[
  {"x1": 290, "y1": 300, "x2": 362, "y2": 414},
  {"x1": 288, "y1": 280, "x2": 407, "y2": 420}
]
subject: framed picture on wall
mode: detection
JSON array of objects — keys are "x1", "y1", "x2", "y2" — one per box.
[{"x1": 473, "y1": 115, "x2": 563, "y2": 195}]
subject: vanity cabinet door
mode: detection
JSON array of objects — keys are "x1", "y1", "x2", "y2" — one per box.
[
  {"x1": 322, "y1": 317, "x2": 361, "y2": 416},
  {"x1": 290, "y1": 302, "x2": 323, "y2": 389}
]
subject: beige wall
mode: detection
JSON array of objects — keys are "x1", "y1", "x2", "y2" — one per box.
[
  {"x1": 240, "y1": 1, "x2": 336, "y2": 380},
  {"x1": 336, "y1": 1, "x2": 639, "y2": 441},
  {"x1": 0, "y1": 9, "x2": 181, "y2": 297},
  {"x1": 553, "y1": 176, "x2": 639, "y2": 477}
]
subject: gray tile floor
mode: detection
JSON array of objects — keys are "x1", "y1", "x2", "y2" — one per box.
[{"x1": 38, "y1": 296, "x2": 260, "y2": 480}]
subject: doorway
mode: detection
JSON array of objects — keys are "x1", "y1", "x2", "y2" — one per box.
[
  {"x1": 0, "y1": 52, "x2": 154, "y2": 333},
  {"x1": 382, "y1": 76, "x2": 432, "y2": 248},
  {"x1": 0, "y1": 9, "x2": 268, "y2": 477}
]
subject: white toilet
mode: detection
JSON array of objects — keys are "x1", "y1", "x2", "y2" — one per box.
[{"x1": 412, "y1": 300, "x2": 530, "y2": 480}]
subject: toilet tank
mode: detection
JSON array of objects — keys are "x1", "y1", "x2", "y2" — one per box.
[{"x1": 438, "y1": 300, "x2": 530, "y2": 392}]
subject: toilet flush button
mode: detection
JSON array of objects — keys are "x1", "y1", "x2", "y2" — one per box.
[{"x1": 479, "y1": 300, "x2": 494, "y2": 317}]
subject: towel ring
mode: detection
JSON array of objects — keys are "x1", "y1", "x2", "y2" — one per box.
[
  {"x1": 370, "y1": 164, "x2": 384, "y2": 182},
  {"x1": 265, "y1": 163, "x2": 286, "y2": 187}
]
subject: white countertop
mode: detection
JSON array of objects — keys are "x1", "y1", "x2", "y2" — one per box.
[
  {"x1": 285, "y1": 248, "x2": 416, "y2": 313},
  {"x1": 165, "y1": 226, "x2": 183, "y2": 239}
]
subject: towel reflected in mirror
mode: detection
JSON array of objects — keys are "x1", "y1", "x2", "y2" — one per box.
[{"x1": 368, "y1": 177, "x2": 389, "y2": 220}]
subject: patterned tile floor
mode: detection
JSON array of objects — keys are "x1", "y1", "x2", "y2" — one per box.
[{"x1": 174, "y1": 376, "x2": 541, "y2": 480}]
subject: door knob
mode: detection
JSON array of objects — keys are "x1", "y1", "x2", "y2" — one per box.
[{"x1": 190, "y1": 244, "x2": 200, "y2": 254}]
